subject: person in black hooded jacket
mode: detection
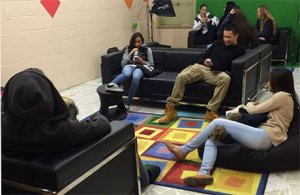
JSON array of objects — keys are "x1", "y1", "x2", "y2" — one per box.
[
  {"x1": 2, "y1": 68, "x2": 111, "y2": 155},
  {"x1": 1, "y1": 68, "x2": 161, "y2": 191}
]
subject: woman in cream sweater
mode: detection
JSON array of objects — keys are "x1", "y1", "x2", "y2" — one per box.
[{"x1": 165, "y1": 67, "x2": 299, "y2": 187}]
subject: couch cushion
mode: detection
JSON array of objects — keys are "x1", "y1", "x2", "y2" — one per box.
[
  {"x1": 152, "y1": 50, "x2": 166, "y2": 71},
  {"x1": 138, "y1": 71, "x2": 215, "y2": 104},
  {"x1": 164, "y1": 50, "x2": 203, "y2": 72}
]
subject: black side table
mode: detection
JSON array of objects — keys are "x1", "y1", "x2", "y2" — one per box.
[{"x1": 96, "y1": 84, "x2": 127, "y2": 121}]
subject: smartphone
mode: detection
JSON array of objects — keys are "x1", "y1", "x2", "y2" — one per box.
[{"x1": 133, "y1": 51, "x2": 139, "y2": 60}]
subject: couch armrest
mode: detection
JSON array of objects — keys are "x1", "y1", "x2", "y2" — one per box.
[
  {"x1": 251, "y1": 44, "x2": 272, "y2": 89},
  {"x1": 230, "y1": 52, "x2": 260, "y2": 103},
  {"x1": 272, "y1": 27, "x2": 291, "y2": 61},
  {"x1": 101, "y1": 52, "x2": 123, "y2": 84}
]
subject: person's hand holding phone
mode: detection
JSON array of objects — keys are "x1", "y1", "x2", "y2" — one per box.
[
  {"x1": 204, "y1": 58, "x2": 213, "y2": 67},
  {"x1": 134, "y1": 57, "x2": 144, "y2": 65}
]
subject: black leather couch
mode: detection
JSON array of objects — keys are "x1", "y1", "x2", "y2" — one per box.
[
  {"x1": 2, "y1": 120, "x2": 139, "y2": 194},
  {"x1": 272, "y1": 27, "x2": 291, "y2": 64},
  {"x1": 197, "y1": 109, "x2": 300, "y2": 171},
  {"x1": 101, "y1": 44, "x2": 272, "y2": 107}
]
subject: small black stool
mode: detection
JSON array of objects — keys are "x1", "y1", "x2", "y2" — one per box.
[{"x1": 96, "y1": 84, "x2": 127, "y2": 121}]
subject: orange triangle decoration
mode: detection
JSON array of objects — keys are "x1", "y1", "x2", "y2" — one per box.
[{"x1": 124, "y1": 0, "x2": 133, "y2": 10}]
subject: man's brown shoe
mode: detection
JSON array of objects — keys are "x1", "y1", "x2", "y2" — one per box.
[
  {"x1": 158, "y1": 103, "x2": 177, "y2": 124},
  {"x1": 204, "y1": 110, "x2": 219, "y2": 122},
  {"x1": 184, "y1": 174, "x2": 214, "y2": 186},
  {"x1": 164, "y1": 141, "x2": 186, "y2": 161}
]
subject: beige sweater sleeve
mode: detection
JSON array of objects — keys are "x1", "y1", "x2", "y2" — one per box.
[
  {"x1": 246, "y1": 91, "x2": 294, "y2": 146},
  {"x1": 246, "y1": 92, "x2": 286, "y2": 114}
]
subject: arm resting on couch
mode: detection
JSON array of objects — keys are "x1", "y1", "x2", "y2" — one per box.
[{"x1": 188, "y1": 31, "x2": 198, "y2": 48}]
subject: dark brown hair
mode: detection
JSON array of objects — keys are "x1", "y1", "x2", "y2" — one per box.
[
  {"x1": 230, "y1": 8, "x2": 257, "y2": 48},
  {"x1": 198, "y1": 4, "x2": 207, "y2": 13},
  {"x1": 224, "y1": 24, "x2": 239, "y2": 35},
  {"x1": 270, "y1": 67, "x2": 299, "y2": 123},
  {"x1": 128, "y1": 32, "x2": 144, "y2": 51}
]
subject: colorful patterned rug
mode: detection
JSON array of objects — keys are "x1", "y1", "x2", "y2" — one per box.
[{"x1": 123, "y1": 112, "x2": 268, "y2": 195}]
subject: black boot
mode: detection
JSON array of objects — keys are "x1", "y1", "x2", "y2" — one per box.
[{"x1": 145, "y1": 164, "x2": 161, "y2": 183}]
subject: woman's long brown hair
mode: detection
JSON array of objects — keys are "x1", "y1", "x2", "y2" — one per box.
[{"x1": 270, "y1": 68, "x2": 299, "y2": 124}]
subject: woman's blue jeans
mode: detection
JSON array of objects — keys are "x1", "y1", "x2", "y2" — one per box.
[
  {"x1": 180, "y1": 118, "x2": 273, "y2": 175},
  {"x1": 111, "y1": 65, "x2": 144, "y2": 105}
]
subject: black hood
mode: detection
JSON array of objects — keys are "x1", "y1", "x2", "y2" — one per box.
[
  {"x1": 2, "y1": 69, "x2": 112, "y2": 155},
  {"x1": 2, "y1": 69, "x2": 69, "y2": 128}
]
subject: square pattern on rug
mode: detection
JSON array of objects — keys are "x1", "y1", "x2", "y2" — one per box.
[{"x1": 124, "y1": 112, "x2": 268, "y2": 195}]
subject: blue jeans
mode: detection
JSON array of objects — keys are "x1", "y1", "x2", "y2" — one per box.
[
  {"x1": 180, "y1": 118, "x2": 272, "y2": 175},
  {"x1": 111, "y1": 65, "x2": 144, "y2": 105}
]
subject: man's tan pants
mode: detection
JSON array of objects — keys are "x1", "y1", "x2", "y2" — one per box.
[{"x1": 167, "y1": 63, "x2": 231, "y2": 112}]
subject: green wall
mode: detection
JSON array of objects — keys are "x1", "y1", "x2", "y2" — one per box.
[{"x1": 196, "y1": 0, "x2": 300, "y2": 63}]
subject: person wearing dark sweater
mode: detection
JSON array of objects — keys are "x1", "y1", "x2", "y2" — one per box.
[
  {"x1": 198, "y1": 40, "x2": 244, "y2": 72},
  {"x1": 158, "y1": 24, "x2": 245, "y2": 124},
  {"x1": 255, "y1": 5, "x2": 277, "y2": 44}
]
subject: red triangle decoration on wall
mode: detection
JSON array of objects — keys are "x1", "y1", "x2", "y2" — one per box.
[
  {"x1": 124, "y1": 0, "x2": 133, "y2": 10},
  {"x1": 40, "y1": 0, "x2": 61, "y2": 18}
]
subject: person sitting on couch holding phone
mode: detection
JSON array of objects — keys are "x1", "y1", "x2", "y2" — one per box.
[
  {"x1": 105, "y1": 32, "x2": 155, "y2": 111},
  {"x1": 158, "y1": 24, "x2": 245, "y2": 123}
]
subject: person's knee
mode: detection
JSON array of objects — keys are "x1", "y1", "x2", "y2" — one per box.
[
  {"x1": 205, "y1": 138, "x2": 215, "y2": 146},
  {"x1": 132, "y1": 72, "x2": 143, "y2": 79},
  {"x1": 210, "y1": 118, "x2": 226, "y2": 126},
  {"x1": 123, "y1": 72, "x2": 131, "y2": 79},
  {"x1": 176, "y1": 73, "x2": 189, "y2": 84},
  {"x1": 217, "y1": 74, "x2": 231, "y2": 86},
  {"x1": 131, "y1": 77, "x2": 141, "y2": 85}
]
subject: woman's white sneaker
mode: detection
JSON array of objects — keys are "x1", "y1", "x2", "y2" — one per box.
[{"x1": 105, "y1": 83, "x2": 124, "y2": 92}]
